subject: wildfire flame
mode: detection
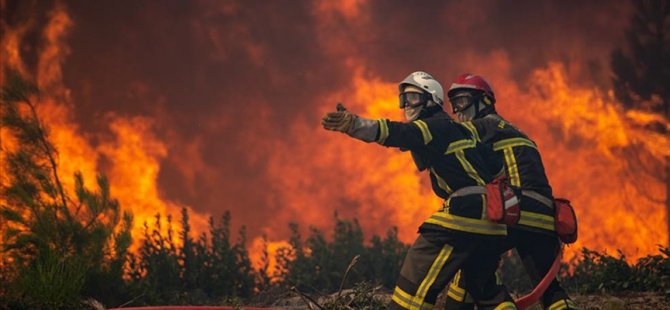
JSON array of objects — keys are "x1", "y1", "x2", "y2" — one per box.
[
  {"x1": 0, "y1": 4, "x2": 210, "y2": 249},
  {"x1": 1, "y1": 2, "x2": 667, "y2": 275}
]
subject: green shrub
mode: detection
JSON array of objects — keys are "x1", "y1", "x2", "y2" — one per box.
[
  {"x1": 560, "y1": 246, "x2": 670, "y2": 297},
  {"x1": 125, "y1": 209, "x2": 255, "y2": 306},
  {"x1": 274, "y1": 213, "x2": 408, "y2": 294}
]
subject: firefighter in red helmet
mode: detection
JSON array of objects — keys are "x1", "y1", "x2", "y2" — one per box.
[
  {"x1": 322, "y1": 71, "x2": 516, "y2": 309},
  {"x1": 445, "y1": 73, "x2": 577, "y2": 310}
]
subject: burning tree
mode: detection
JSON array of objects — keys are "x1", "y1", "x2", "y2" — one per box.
[
  {"x1": 611, "y1": 0, "x2": 670, "y2": 245},
  {"x1": 0, "y1": 72, "x2": 133, "y2": 308}
]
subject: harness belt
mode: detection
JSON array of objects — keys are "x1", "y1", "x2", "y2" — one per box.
[
  {"x1": 449, "y1": 186, "x2": 486, "y2": 199},
  {"x1": 521, "y1": 190, "x2": 553, "y2": 209},
  {"x1": 451, "y1": 187, "x2": 552, "y2": 208}
]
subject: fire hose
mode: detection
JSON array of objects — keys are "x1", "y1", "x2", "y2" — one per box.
[{"x1": 514, "y1": 246, "x2": 563, "y2": 309}]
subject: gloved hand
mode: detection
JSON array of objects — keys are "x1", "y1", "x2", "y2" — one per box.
[{"x1": 321, "y1": 104, "x2": 356, "y2": 133}]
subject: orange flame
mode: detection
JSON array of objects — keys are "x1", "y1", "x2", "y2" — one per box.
[
  {"x1": 1, "y1": 4, "x2": 210, "y2": 253},
  {"x1": 2, "y1": 2, "x2": 667, "y2": 273}
]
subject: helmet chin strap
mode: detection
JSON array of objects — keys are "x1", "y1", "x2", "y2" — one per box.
[
  {"x1": 404, "y1": 105, "x2": 422, "y2": 121},
  {"x1": 404, "y1": 100, "x2": 443, "y2": 122},
  {"x1": 458, "y1": 104, "x2": 477, "y2": 121},
  {"x1": 459, "y1": 98, "x2": 494, "y2": 121}
]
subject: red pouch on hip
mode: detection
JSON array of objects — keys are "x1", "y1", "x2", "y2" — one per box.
[
  {"x1": 554, "y1": 198, "x2": 578, "y2": 244},
  {"x1": 485, "y1": 177, "x2": 520, "y2": 225}
]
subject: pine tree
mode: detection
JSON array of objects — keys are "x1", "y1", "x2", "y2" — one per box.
[
  {"x1": 610, "y1": 0, "x2": 670, "y2": 245},
  {"x1": 0, "y1": 71, "x2": 133, "y2": 307}
]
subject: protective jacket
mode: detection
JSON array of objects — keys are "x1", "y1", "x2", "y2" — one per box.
[
  {"x1": 461, "y1": 113, "x2": 555, "y2": 234},
  {"x1": 375, "y1": 111, "x2": 507, "y2": 236}
]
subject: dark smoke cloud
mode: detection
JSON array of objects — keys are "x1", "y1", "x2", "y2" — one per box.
[{"x1": 6, "y1": 0, "x2": 632, "y2": 239}]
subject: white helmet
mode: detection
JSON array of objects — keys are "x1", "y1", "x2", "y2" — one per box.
[{"x1": 398, "y1": 71, "x2": 445, "y2": 107}]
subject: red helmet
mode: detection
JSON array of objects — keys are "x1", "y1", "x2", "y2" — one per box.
[{"x1": 447, "y1": 73, "x2": 496, "y2": 103}]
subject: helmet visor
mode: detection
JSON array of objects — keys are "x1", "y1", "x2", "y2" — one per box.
[
  {"x1": 449, "y1": 93, "x2": 476, "y2": 113},
  {"x1": 399, "y1": 92, "x2": 429, "y2": 109}
]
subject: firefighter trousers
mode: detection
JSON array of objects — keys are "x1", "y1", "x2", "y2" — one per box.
[
  {"x1": 444, "y1": 228, "x2": 577, "y2": 309},
  {"x1": 390, "y1": 230, "x2": 516, "y2": 310}
]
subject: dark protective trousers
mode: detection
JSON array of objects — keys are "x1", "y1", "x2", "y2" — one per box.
[
  {"x1": 389, "y1": 231, "x2": 516, "y2": 310},
  {"x1": 444, "y1": 228, "x2": 577, "y2": 310}
]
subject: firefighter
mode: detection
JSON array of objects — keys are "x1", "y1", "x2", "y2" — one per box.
[
  {"x1": 321, "y1": 71, "x2": 516, "y2": 310},
  {"x1": 445, "y1": 73, "x2": 577, "y2": 309}
]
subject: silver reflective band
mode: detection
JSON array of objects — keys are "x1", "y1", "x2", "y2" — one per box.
[
  {"x1": 347, "y1": 116, "x2": 379, "y2": 143},
  {"x1": 521, "y1": 190, "x2": 553, "y2": 209},
  {"x1": 449, "y1": 186, "x2": 486, "y2": 199}
]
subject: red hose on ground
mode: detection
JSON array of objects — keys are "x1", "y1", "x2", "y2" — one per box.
[
  {"x1": 514, "y1": 247, "x2": 563, "y2": 310},
  {"x1": 108, "y1": 307, "x2": 281, "y2": 310}
]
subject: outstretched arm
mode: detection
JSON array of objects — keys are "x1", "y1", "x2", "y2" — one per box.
[{"x1": 321, "y1": 104, "x2": 431, "y2": 150}]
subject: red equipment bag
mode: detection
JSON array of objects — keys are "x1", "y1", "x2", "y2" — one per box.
[
  {"x1": 554, "y1": 198, "x2": 578, "y2": 244},
  {"x1": 485, "y1": 177, "x2": 520, "y2": 225}
]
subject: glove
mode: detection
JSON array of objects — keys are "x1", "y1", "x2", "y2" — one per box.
[
  {"x1": 322, "y1": 103, "x2": 379, "y2": 143},
  {"x1": 321, "y1": 106, "x2": 356, "y2": 133}
]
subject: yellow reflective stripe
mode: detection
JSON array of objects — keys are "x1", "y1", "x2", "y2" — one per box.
[
  {"x1": 548, "y1": 299, "x2": 578, "y2": 310},
  {"x1": 392, "y1": 287, "x2": 415, "y2": 309},
  {"x1": 392, "y1": 287, "x2": 434, "y2": 310},
  {"x1": 461, "y1": 122, "x2": 480, "y2": 141},
  {"x1": 413, "y1": 120, "x2": 433, "y2": 145},
  {"x1": 447, "y1": 271, "x2": 466, "y2": 302},
  {"x1": 455, "y1": 151, "x2": 486, "y2": 186},
  {"x1": 430, "y1": 168, "x2": 453, "y2": 194},
  {"x1": 519, "y1": 211, "x2": 555, "y2": 231},
  {"x1": 445, "y1": 139, "x2": 476, "y2": 154},
  {"x1": 425, "y1": 212, "x2": 507, "y2": 235},
  {"x1": 503, "y1": 148, "x2": 521, "y2": 187},
  {"x1": 453, "y1": 269, "x2": 462, "y2": 286},
  {"x1": 492, "y1": 137, "x2": 537, "y2": 151},
  {"x1": 446, "y1": 285, "x2": 465, "y2": 302},
  {"x1": 414, "y1": 244, "x2": 453, "y2": 308},
  {"x1": 494, "y1": 301, "x2": 517, "y2": 310},
  {"x1": 377, "y1": 119, "x2": 389, "y2": 144}
]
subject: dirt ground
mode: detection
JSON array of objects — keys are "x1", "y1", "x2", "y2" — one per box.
[{"x1": 271, "y1": 291, "x2": 669, "y2": 309}]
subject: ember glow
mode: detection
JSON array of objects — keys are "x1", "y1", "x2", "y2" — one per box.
[{"x1": 1, "y1": 0, "x2": 666, "y2": 270}]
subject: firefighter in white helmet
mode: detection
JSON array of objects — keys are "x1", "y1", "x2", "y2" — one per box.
[
  {"x1": 322, "y1": 71, "x2": 516, "y2": 310},
  {"x1": 445, "y1": 73, "x2": 577, "y2": 310}
]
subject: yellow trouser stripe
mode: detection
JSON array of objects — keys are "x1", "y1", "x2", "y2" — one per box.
[
  {"x1": 518, "y1": 211, "x2": 555, "y2": 231},
  {"x1": 413, "y1": 120, "x2": 433, "y2": 145},
  {"x1": 425, "y1": 212, "x2": 507, "y2": 235},
  {"x1": 392, "y1": 286, "x2": 434, "y2": 309},
  {"x1": 446, "y1": 285, "x2": 465, "y2": 302},
  {"x1": 377, "y1": 119, "x2": 389, "y2": 144},
  {"x1": 455, "y1": 151, "x2": 486, "y2": 185},
  {"x1": 492, "y1": 137, "x2": 537, "y2": 151},
  {"x1": 430, "y1": 168, "x2": 453, "y2": 194},
  {"x1": 445, "y1": 139, "x2": 477, "y2": 154},
  {"x1": 414, "y1": 244, "x2": 453, "y2": 308},
  {"x1": 392, "y1": 287, "x2": 416, "y2": 309},
  {"x1": 447, "y1": 271, "x2": 466, "y2": 302},
  {"x1": 461, "y1": 122, "x2": 480, "y2": 141},
  {"x1": 548, "y1": 299, "x2": 578, "y2": 310},
  {"x1": 502, "y1": 148, "x2": 521, "y2": 186},
  {"x1": 494, "y1": 301, "x2": 517, "y2": 310},
  {"x1": 453, "y1": 269, "x2": 461, "y2": 286}
]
